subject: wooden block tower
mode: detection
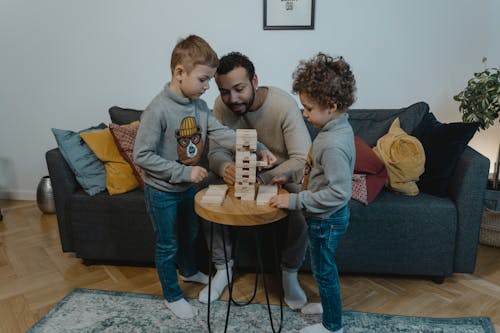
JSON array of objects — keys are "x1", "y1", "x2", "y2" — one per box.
[{"x1": 234, "y1": 129, "x2": 258, "y2": 200}]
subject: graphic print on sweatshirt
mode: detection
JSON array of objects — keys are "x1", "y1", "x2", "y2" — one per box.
[{"x1": 175, "y1": 116, "x2": 204, "y2": 166}]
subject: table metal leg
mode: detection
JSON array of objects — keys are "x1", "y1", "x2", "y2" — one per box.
[
  {"x1": 206, "y1": 222, "x2": 283, "y2": 333},
  {"x1": 226, "y1": 227, "x2": 258, "y2": 307},
  {"x1": 254, "y1": 225, "x2": 283, "y2": 333},
  {"x1": 207, "y1": 222, "x2": 213, "y2": 333}
]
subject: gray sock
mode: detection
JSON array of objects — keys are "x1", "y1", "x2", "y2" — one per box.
[
  {"x1": 301, "y1": 302, "x2": 323, "y2": 315},
  {"x1": 180, "y1": 271, "x2": 209, "y2": 284},
  {"x1": 282, "y1": 270, "x2": 307, "y2": 310},
  {"x1": 164, "y1": 299, "x2": 197, "y2": 319},
  {"x1": 198, "y1": 267, "x2": 232, "y2": 304}
]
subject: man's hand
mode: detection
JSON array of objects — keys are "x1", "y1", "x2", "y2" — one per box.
[
  {"x1": 223, "y1": 163, "x2": 236, "y2": 185},
  {"x1": 257, "y1": 149, "x2": 277, "y2": 170},
  {"x1": 269, "y1": 194, "x2": 290, "y2": 209},
  {"x1": 270, "y1": 175, "x2": 287, "y2": 185},
  {"x1": 191, "y1": 166, "x2": 208, "y2": 183}
]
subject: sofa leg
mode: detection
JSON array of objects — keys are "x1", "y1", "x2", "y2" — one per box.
[
  {"x1": 82, "y1": 259, "x2": 96, "y2": 266},
  {"x1": 431, "y1": 276, "x2": 445, "y2": 284}
]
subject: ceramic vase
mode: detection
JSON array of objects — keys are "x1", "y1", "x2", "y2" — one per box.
[{"x1": 37, "y1": 176, "x2": 55, "y2": 214}]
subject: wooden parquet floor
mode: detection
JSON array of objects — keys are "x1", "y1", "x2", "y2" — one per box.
[{"x1": 1, "y1": 199, "x2": 499, "y2": 333}]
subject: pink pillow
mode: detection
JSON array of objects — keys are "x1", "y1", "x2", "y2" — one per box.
[{"x1": 352, "y1": 136, "x2": 388, "y2": 204}]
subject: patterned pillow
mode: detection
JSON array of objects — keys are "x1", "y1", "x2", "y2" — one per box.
[
  {"x1": 109, "y1": 121, "x2": 144, "y2": 187},
  {"x1": 80, "y1": 127, "x2": 139, "y2": 195},
  {"x1": 352, "y1": 174, "x2": 369, "y2": 204}
]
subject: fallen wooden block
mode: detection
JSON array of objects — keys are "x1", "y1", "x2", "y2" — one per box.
[
  {"x1": 200, "y1": 184, "x2": 228, "y2": 205},
  {"x1": 256, "y1": 185, "x2": 278, "y2": 205}
]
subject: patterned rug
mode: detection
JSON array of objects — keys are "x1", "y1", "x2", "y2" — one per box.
[{"x1": 28, "y1": 288, "x2": 495, "y2": 333}]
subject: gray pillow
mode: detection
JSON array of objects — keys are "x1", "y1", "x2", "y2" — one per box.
[
  {"x1": 347, "y1": 102, "x2": 429, "y2": 147},
  {"x1": 51, "y1": 124, "x2": 107, "y2": 195},
  {"x1": 109, "y1": 106, "x2": 143, "y2": 125}
]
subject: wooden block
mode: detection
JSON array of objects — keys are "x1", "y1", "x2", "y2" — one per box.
[
  {"x1": 236, "y1": 129, "x2": 257, "y2": 138},
  {"x1": 256, "y1": 161, "x2": 268, "y2": 167},
  {"x1": 236, "y1": 144, "x2": 257, "y2": 152},
  {"x1": 200, "y1": 184, "x2": 228, "y2": 205},
  {"x1": 236, "y1": 152, "x2": 256, "y2": 161},
  {"x1": 234, "y1": 184, "x2": 255, "y2": 198},
  {"x1": 236, "y1": 161, "x2": 258, "y2": 168},
  {"x1": 200, "y1": 195, "x2": 224, "y2": 205},
  {"x1": 256, "y1": 185, "x2": 278, "y2": 205},
  {"x1": 236, "y1": 129, "x2": 257, "y2": 152},
  {"x1": 240, "y1": 193, "x2": 255, "y2": 201},
  {"x1": 206, "y1": 184, "x2": 228, "y2": 195},
  {"x1": 236, "y1": 169, "x2": 254, "y2": 176},
  {"x1": 236, "y1": 175, "x2": 256, "y2": 183}
]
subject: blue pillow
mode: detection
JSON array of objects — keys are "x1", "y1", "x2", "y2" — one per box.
[{"x1": 51, "y1": 124, "x2": 107, "y2": 195}]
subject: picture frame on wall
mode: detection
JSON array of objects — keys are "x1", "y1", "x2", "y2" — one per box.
[{"x1": 263, "y1": 0, "x2": 315, "y2": 30}]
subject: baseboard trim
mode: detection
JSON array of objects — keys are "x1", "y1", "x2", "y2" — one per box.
[{"x1": 0, "y1": 189, "x2": 36, "y2": 201}]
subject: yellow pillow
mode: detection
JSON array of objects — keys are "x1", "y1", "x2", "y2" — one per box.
[
  {"x1": 80, "y1": 126, "x2": 139, "y2": 195},
  {"x1": 373, "y1": 118, "x2": 425, "y2": 196}
]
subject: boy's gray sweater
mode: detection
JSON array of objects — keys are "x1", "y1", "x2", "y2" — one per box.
[
  {"x1": 289, "y1": 114, "x2": 355, "y2": 219},
  {"x1": 134, "y1": 83, "x2": 236, "y2": 193}
]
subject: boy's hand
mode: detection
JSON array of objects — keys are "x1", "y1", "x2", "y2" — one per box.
[
  {"x1": 191, "y1": 166, "x2": 208, "y2": 183},
  {"x1": 223, "y1": 163, "x2": 236, "y2": 185},
  {"x1": 257, "y1": 149, "x2": 277, "y2": 170},
  {"x1": 269, "y1": 194, "x2": 290, "y2": 209},
  {"x1": 270, "y1": 175, "x2": 287, "y2": 185}
]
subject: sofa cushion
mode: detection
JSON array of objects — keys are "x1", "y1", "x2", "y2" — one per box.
[
  {"x1": 51, "y1": 124, "x2": 107, "y2": 195},
  {"x1": 412, "y1": 112, "x2": 479, "y2": 197},
  {"x1": 80, "y1": 127, "x2": 139, "y2": 195},
  {"x1": 109, "y1": 106, "x2": 143, "y2": 125},
  {"x1": 347, "y1": 101, "x2": 429, "y2": 147},
  {"x1": 109, "y1": 121, "x2": 144, "y2": 187},
  {"x1": 352, "y1": 136, "x2": 388, "y2": 204},
  {"x1": 373, "y1": 118, "x2": 425, "y2": 196},
  {"x1": 341, "y1": 190, "x2": 457, "y2": 275}
]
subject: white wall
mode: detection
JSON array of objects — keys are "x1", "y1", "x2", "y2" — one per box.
[{"x1": 1, "y1": 0, "x2": 499, "y2": 200}]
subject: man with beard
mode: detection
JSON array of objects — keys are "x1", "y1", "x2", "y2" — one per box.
[{"x1": 198, "y1": 52, "x2": 312, "y2": 310}]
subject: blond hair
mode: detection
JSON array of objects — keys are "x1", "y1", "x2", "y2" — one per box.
[{"x1": 170, "y1": 35, "x2": 219, "y2": 74}]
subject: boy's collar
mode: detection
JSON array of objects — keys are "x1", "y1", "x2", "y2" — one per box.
[
  {"x1": 321, "y1": 113, "x2": 349, "y2": 131},
  {"x1": 164, "y1": 82, "x2": 191, "y2": 105}
]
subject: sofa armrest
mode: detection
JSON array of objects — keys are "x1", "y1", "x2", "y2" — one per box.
[
  {"x1": 46, "y1": 148, "x2": 80, "y2": 252},
  {"x1": 448, "y1": 146, "x2": 490, "y2": 272}
]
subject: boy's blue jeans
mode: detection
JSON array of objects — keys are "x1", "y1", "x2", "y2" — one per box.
[
  {"x1": 307, "y1": 205, "x2": 349, "y2": 332},
  {"x1": 144, "y1": 184, "x2": 199, "y2": 302}
]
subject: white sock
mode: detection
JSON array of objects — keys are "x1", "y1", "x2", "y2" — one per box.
[
  {"x1": 164, "y1": 299, "x2": 197, "y2": 319},
  {"x1": 180, "y1": 271, "x2": 209, "y2": 284},
  {"x1": 299, "y1": 323, "x2": 343, "y2": 333},
  {"x1": 198, "y1": 267, "x2": 231, "y2": 304},
  {"x1": 301, "y1": 302, "x2": 323, "y2": 315},
  {"x1": 282, "y1": 270, "x2": 307, "y2": 310}
]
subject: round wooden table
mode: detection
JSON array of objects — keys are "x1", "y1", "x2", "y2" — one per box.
[
  {"x1": 194, "y1": 186, "x2": 288, "y2": 226},
  {"x1": 195, "y1": 185, "x2": 288, "y2": 333}
]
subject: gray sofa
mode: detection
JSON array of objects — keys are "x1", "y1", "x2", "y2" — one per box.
[{"x1": 46, "y1": 102, "x2": 490, "y2": 282}]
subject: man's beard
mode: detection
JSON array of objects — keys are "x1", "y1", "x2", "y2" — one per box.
[{"x1": 228, "y1": 82, "x2": 256, "y2": 115}]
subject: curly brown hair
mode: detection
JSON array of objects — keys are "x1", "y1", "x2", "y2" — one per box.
[{"x1": 292, "y1": 53, "x2": 356, "y2": 111}]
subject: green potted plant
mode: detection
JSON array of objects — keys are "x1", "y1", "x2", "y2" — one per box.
[{"x1": 454, "y1": 57, "x2": 500, "y2": 190}]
